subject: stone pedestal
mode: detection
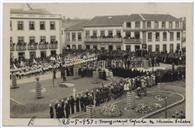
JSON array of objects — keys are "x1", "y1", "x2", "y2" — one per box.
[
  {"x1": 143, "y1": 59, "x2": 149, "y2": 68},
  {"x1": 11, "y1": 74, "x2": 19, "y2": 89},
  {"x1": 73, "y1": 67, "x2": 79, "y2": 78},
  {"x1": 127, "y1": 91, "x2": 135, "y2": 109},
  {"x1": 93, "y1": 70, "x2": 99, "y2": 79},
  {"x1": 86, "y1": 105, "x2": 94, "y2": 118},
  {"x1": 36, "y1": 78, "x2": 42, "y2": 99}
]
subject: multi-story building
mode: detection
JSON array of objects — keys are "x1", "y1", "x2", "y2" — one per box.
[
  {"x1": 10, "y1": 8, "x2": 62, "y2": 60},
  {"x1": 64, "y1": 21, "x2": 88, "y2": 50},
  {"x1": 64, "y1": 14, "x2": 183, "y2": 53}
]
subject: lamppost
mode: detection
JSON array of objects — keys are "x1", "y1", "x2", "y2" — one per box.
[
  {"x1": 161, "y1": 96, "x2": 168, "y2": 118},
  {"x1": 156, "y1": 95, "x2": 168, "y2": 118}
]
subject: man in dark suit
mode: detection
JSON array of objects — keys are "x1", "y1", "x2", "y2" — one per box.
[
  {"x1": 49, "y1": 104, "x2": 54, "y2": 118},
  {"x1": 70, "y1": 96, "x2": 75, "y2": 114},
  {"x1": 75, "y1": 94, "x2": 80, "y2": 113},
  {"x1": 80, "y1": 94, "x2": 85, "y2": 112},
  {"x1": 64, "y1": 100, "x2": 70, "y2": 118}
]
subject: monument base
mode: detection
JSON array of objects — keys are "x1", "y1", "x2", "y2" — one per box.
[
  {"x1": 59, "y1": 82, "x2": 75, "y2": 88},
  {"x1": 11, "y1": 86, "x2": 19, "y2": 89}
]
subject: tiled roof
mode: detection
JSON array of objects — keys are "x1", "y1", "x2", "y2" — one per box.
[
  {"x1": 65, "y1": 20, "x2": 89, "y2": 31},
  {"x1": 84, "y1": 15, "x2": 130, "y2": 27},
  {"x1": 10, "y1": 9, "x2": 51, "y2": 15},
  {"x1": 65, "y1": 14, "x2": 181, "y2": 29},
  {"x1": 126, "y1": 14, "x2": 143, "y2": 21},
  {"x1": 141, "y1": 14, "x2": 180, "y2": 21}
]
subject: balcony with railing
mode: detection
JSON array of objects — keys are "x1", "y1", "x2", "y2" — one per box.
[
  {"x1": 38, "y1": 42, "x2": 49, "y2": 49},
  {"x1": 123, "y1": 38, "x2": 143, "y2": 44},
  {"x1": 28, "y1": 42, "x2": 38, "y2": 50},
  {"x1": 84, "y1": 37, "x2": 123, "y2": 43},
  {"x1": 16, "y1": 42, "x2": 27, "y2": 51},
  {"x1": 49, "y1": 41, "x2": 58, "y2": 49}
]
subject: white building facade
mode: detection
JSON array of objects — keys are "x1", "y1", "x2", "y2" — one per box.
[
  {"x1": 64, "y1": 14, "x2": 183, "y2": 53},
  {"x1": 10, "y1": 9, "x2": 62, "y2": 60}
]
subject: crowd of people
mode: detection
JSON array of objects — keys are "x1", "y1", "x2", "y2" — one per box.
[
  {"x1": 9, "y1": 48, "x2": 185, "y2": 118},
  {"x1": 49, "y1": 69, "x2": 158, "y2": 118}
]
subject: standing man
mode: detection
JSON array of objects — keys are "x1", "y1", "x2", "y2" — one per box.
[
  {"x1": 70, "y1": 96, "x2": 75, "y2": 114},
  {"x1": 75, "y1": 94, "x2": 80, "y2": 113},
  {"x1": 64, "y1": 99, "x2": 70, "y2": 118},
  {"x1": 49, "y1": 104, "x2": 54, "y2": 118},
  {"x1": 53, "y1": 67, "x2": 56, "y2": 79}
]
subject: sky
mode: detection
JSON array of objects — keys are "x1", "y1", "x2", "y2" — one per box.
[{"x1": 4, "y1": 3, "x2": 192, "y2": 19}]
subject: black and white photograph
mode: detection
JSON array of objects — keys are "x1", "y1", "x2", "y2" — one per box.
[{"x1": 2, "y1": 2, "x2": 193, "y2": 126}]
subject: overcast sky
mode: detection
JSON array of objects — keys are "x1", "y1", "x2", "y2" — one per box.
[{"x1": 5, "y1": 3, "x2": 192, "y2": 19}]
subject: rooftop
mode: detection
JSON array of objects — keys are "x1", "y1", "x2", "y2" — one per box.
[
  {"x1": 141, "y1": 14, "x2": 180, "y2": 21},
  {"x1": 84, "y1": 15, "x2": 130, "y2": 27},
  {"x1": 65, "y1": 20, "x2": 90, "y2": 31},
  {"x1": 10, "y1": 9, "x2": 52, "y2": 15}
]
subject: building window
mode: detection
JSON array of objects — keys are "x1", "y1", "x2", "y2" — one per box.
[
  {"x1": 155, "y1": 44, "x2": 160, "y2": 52},
  {"x1": 116, "y1": 30, "x2": 121, "y2": 38},
  {"x1": 126, "y1": 45, "x2": 131, "y2": 51},
  {"x1": 17, "y1": 21, "x2": 24, "y2": 30},
  {"x1": 163, "y1": 44, "x2": 167, "y2": 52},
  {"x1": 155, "y1": 32, "x2": 160, "y2": 41},
  {"x1": 86, "y1": 45, "x2": 90, "y2": 50},
  {"x1": 162, "y1": 21, "x2": 166, "y2": 28},
  {"x1": 40, "y1": 21, "x2": 45, "y2": 30},
  {"x1": 66, "y1": 45, "x2": 70, "y2": 49},
  {"x1": 116, "y1": 46, "x2": 121, "y2": 50},
  {"x1": 176, "y1": 43, "x2": 180, "y2": 50},
  {"x1": 93, "y1": 45, "x2": 97, "y2": 50},
  {"x1": 135, "y1": 21, "x2": 140, "y2": 28},
  {"x1": 176, "y1": 21, "x2": 180, "y2": 28},
  {"x1": 78, "y1": 45, "x2": 82, "y2": 49},
  {"x1": 50, "y1": 21, "x2": 55, "y2": 30},
  {"x1": 29, "y1": 21, "x2": 35, "y2": 30},
  {"x1": 108, "y1": 30, "x2": 113, "y2": 37},
  {"x1": 100, "y1": 30, "x2": 105, "y2": 37},
  {"x1": 29, "y1": 36, "x2": 35, "y2": 43},
  {"x1": 148, "y1": 45, "x2": 152, "y2": 52},
  {"x1": 170, "y1": 32, "x2": 174, "y2": 41},
  {"x1": 169, "y1": 21, "x2": 173, "y2": 29},
  {"x1": 18, "y1": 36, "x2": 24, "y2": 44},
  {"x1": 147, "y1": 21, "x2": 151, "y2": 28},
  {"x1": 177, "y1": 32, "x2": 180, "y2": 40},
  {"x1": 10, "y1": 37, "x2": 13, "y2": 43},
  {"x1": 66, "y1": 32, "x2": 70, "y2": 41},
  {"x1": 126, "y1": 22, "x2": 131, "y2": 28},
  {"x1": 148, "y1": 32, "x2": 152, "y2": 42},
  {"x1": 154, "y1": 21, "x2": 159, "y2": 29},
  {"x1": 72, "y1": 45, "x2": 76, "y2": 49},
  {"x1": 125, "y1": 31, "x2": 130, "y2": 38},
  {"x1": 85, "y1": 31, "x2": 90, "y2": 38},
  {"x1": 78, "y1": 32, "x2": 82, "y2": 41},
  {"x1": 135, "y1": 32, "x2": 140, "y2": 39},
  {"x1": 50, "y1": 36, "x2": 56, "y2": 43},
  {"x1": 163, "y1": 32, "x2": 167, "y2": 41},
  {"x1": 92, "y1": 30, "x2": 97, "y2": 38},
  {"x1": 10, "y1": 21, "x2": 12, "y2": 31},
  {"x1": 170, "y1": 44, "x2": 174, "y2": 53},
  {"x1": 40, "y1": 36, "x2": 46, "y2": 42},
  {"x1": 72, "y1": 32, "x2": 76, "y2": 41}
]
